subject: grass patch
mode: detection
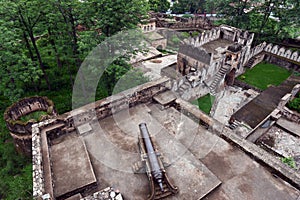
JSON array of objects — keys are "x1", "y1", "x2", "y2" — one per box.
[
  {"x1": 18, "y1": 111, "x2": 48, "y2": 122},
  {"x1": 191, "y1": 94, "x2": 215, "y2": 114},
  {"x1": 281, "y1": 157, "x2": 297, "y2": 169},
  {"x1": 287, "y1": 92, "x2": 300, "y2": 113},
  {"x1": 237, "y1": 62, "x2": 291, "y2": 90}
]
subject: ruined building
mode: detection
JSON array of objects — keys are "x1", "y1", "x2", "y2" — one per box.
[
  {"x1": 5, "y1": 24, "x2": 300, "y2": 200},
  {"x1": 4, "y1": 97, "x2": 57, "y2": 156},
  {"x1": 172, "y1": 25, "x2": 299, "y2": 100}
]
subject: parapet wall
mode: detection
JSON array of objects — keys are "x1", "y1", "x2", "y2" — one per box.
[
  {"x1": 65, "y1": 77, "x2": 171, "y2": 127},
  {"x1": 265, "y1": 44, "x2": 300, "y2": 62},
  {"x1": 184, "y1": 27, "x2": 220, "y2": 47},
  {"x1": 4, "y1": 96, "x2": 57, "y2": 156},
  {"x1": 184, "y1": 25, "x2": 254, "y2": 49}
]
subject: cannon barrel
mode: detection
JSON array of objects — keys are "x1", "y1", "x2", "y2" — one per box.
[{"x1": 139, "y1": 123, "x2": 164, "y2": 192}]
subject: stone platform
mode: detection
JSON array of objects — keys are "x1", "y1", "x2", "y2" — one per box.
[
  {"x1": 82, "y1": 103, "x2": 221, "y2": 199},
  {"x1": 50, "y1": 134, "x2": 97, "y2": 199}
]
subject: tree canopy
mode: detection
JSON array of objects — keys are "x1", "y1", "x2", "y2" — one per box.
[
  {"x1": 0, "y1": 0, "x2": 150, "y2": 199},
  {"x1": 172, "y1": 0, "x2": 206, "y2": 14},
  {"x1": 205, "y1": 0, "x2": 300, "y2": 43},
  {"x1": 0, "y1": 0, "x2": 149, "y2": 102},
  {"x1": 149, "y1": 0, "x2": 170, "y2": 13}
]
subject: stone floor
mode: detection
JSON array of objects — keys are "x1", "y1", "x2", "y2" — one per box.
[
  {"x1": 211, "y1": 86, "x2": 258, "y2": 125},
  {"x1": 50, "y1": 133, "x2": 97, "y2": 199},
  {"x1": 148, "y1": 103, "x2": 300, "y2": 200},
  {"x1": 135, "y1": 55, "x2": 177, "y2": 81},
  {"x1": 82, "y1": 104, "x2": 221, "y2": 200},
  {"x1": 201, "y1": 39, "x2": 234, "y2": 54},
  {"x1": 49, "y1": 102, "x2": 300, "y2": 199},
  {"x1": 257, "y1": 125, "x2": 300, "y2": 159}
]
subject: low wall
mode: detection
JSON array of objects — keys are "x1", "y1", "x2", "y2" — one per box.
[
  {"x1": 65, "y1": 77, "x2": 171, "y2": 127},
  {"x1": 265, "y1": 54, "x2": 300, "y2": 72},
  {"x1": 264, "y1": 43, "x2": 300, "y2": 63},
  {"x1": 234, "y1": 79, "x2": 262, "y2": 93}
]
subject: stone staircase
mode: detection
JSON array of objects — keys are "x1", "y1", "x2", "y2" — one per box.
[
  {"x1": 228, "y1": 121, "x2": 240, "y2": 130},
  {"x1": 177, "y1": 80, "x2": 191, "y2": 96},
  {"x1": 245, "y1": 56, "x2": 256, "y2": 68},
  {"x1": 209, "y1": 65, "x2": 230, "y2": 96}
]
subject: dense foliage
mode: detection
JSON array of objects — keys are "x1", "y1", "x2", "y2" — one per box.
[
  {"x1": 149, "y1": 0, "x2": 170, "y2": 13},
  {"x1": 288, "y1": 93, "x2": 300, "y2": 113},
  {"x1": 0, "y1": 0, "x2": 150, "y2": 199},
  {"x1": 0, "y1": 0, "x2": 149, "y2": 102},
  {"x1": 169, "y1": 0, "x2": 299, "y2": 43},
  {"x1": 172, "y1": 0, "x2": 206, "y2": 14},
  {"x1": 205, "y1": 0, "x2": 300, "y2": 43}
]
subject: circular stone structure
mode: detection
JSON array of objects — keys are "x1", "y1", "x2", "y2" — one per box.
[{"x1": 4, "y1": 96, "x2": 57, "y2": 156}]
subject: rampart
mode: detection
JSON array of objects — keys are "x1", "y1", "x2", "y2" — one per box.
[
  {"x1": 4, "y1": 96, "x2": 57, "y2": 156},
  {"x1": 184, "y1": 25, "x2": 254, "y2": 48}
]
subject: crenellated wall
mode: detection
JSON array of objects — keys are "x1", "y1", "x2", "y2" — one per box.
[
  {"x1": 184, "y1": 25, "x2": 255, "y2": 49},
  {"x1": 4, "y1": 96, "x2": 57, "y2": 156},
  {"x1": 184, "y1": 27, "x2": 221, "y2": 47},
  {"x1": 264, "y1": 43, "x2": 300, "y2": 63}
]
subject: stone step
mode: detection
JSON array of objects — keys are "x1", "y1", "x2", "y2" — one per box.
[{"x1": 229, "y1": 121, "x2": 239, "y2": 130}]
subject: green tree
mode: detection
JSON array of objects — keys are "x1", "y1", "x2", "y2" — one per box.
[
  {"x1": 172, "y1": 0, "x2": 206, "y2": 14},
  {"x1": 272, "y1": 0, "x2": 300, "y2": 39},
  {"x1": 205, "y1": 0, "x2": 256, "y2": 28},
  {"x1": 86, "y1": 0, "x2": 149, "y2": 36},
  {"x1": 0, "y1": 2, "x2": 42, "y2": 102},
  {"x1": 10, "y1": 0, "x2": 52, "y2": 89},
  {"x1": 205, "y1": 0, "x2": 300, "y2": 42},
  {"x1": 149, "y1": 0, "x2": 170, "y2": 13}
]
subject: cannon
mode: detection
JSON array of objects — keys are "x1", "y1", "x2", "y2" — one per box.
[{"x1": 133, "y1": 123, "x2": 178, "y2": 200}]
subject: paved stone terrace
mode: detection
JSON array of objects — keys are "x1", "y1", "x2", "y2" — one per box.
[
  {"x1": 201, "y1": 39, "x2": 234, "y2": 54},
  {"x1": 82, "y1": 103, "x2": 221, "y2": 200},
  {"x1": 49, "y1": 102, "x2": 300, "y2": 199},
  {"x1": 50, "y1": 133, "x2": 97, "y2": 199}
]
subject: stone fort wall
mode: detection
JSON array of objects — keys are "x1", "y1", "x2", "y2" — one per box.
[
  {"x1": 184, "y1": 25, "x2": 254, "y2": 48},
  {"x1": 4, "y1": 96, "x2": 57, "y2": 156}
]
